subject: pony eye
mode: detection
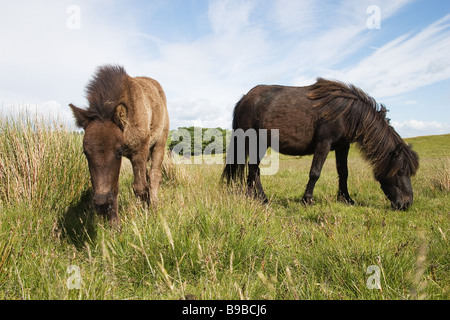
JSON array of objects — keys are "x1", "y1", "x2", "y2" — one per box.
[{"x1": 116, "y1": 148, "x2": 124, "y2": 159}]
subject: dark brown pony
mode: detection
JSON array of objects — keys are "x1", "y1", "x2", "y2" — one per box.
[
  {"x1": 70, "y1": 65, "x2": 169, "y2": 224},
  {"x1": 222, "y1": 78, "x2": 419, "y2": 210}
]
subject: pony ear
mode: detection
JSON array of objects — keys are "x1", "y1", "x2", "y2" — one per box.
[
  {"x1": 114, "y1": 103, "x2": 128, "y2": 131},
  {"x1": 392, "y1": 144, "x2": 403, "y2": 159},
  {"x1": 69, "y1": 104, "x2": 91, "y2": 129}
]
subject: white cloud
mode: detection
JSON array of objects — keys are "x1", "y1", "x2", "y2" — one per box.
[
  {"x1": 392, "y1": 119, "x2": 450, "y2": 138},
  {"x1": 0, "y1": 0, "x2": 145, "y2": 108},
  {"x1": 168, "y1": 99, "x2": 232, "y2": 129},
  {"x1": 133, "y1": 0, "x2": 273, "y2": 129},
  {"x1": 0, "y1": 100, "x2": 75, "y2": 128}
]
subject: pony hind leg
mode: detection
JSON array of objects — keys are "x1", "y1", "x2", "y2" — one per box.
[
  {"x1": 247, "y1": 163, "x2": 268, "y2": 203},
  {"x1": 335, "y1": 144, "x2": 355, "y2": 205},
  {"x1": 246, "y1": 137, "x2": 268, "y2": 203}
]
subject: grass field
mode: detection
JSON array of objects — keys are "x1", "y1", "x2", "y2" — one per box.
[{"x1": 0, "y1": 114, "x2": 448, "y2": 300}]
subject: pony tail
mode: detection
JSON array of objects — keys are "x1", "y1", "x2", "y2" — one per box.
[{"x1": 222, "y1": 97, "x2": 248, "y2": 185}]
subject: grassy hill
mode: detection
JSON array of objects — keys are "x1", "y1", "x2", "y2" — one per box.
[{"x1": 0, "y1": 115, "x2": 448, "y2": 300}]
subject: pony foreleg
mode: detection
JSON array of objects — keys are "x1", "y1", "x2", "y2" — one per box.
[
  {"x1": 148, "y1": 138, "x2": 166, "y2": 210},
  {"x1": 302, "y1": 141, "x2": 331, "y2": 205},
  {"x1": 131, "y1": 153, "x2": 151, "y2": 207},
  {"x1": 335, "y1": 145, "x2": 355, "y2": 205}
]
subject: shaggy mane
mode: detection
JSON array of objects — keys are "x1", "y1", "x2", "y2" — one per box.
[
  {"x1": 84, "y1": 65, "x2": 127, "y2": 121},
  {"x1": 308, "y1": 78, "x2": 419, "y2": 179}
]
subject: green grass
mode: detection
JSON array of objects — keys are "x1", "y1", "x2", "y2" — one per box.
[{"x1": 0, "y1": 114, "x2": 448, "y2": 300}]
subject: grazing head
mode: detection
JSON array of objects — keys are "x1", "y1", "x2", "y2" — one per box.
[
  {"x1": 375, "y1": 143, "x2": 419, "y2": 210},
  {"x1": 69, "y1": 65, "x2": 128, "y2": 221}
]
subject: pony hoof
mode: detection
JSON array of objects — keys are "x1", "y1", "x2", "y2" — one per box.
[
  {"x1": 110, "y1": 216, "x2": 120, "y2": 228},
  {"x1": 135, "y1": 192, "x2": 150, "y2": 206},
  {"x1": 302, "y1": 197, "x2": 314, "y2": 206},
  {"x1": 338, "y1": 195, "x2": 355, "y2": 205}
]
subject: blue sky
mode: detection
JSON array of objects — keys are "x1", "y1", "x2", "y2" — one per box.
[{"x1": 0, "y1": 0, "x2": 449, "y2": 137}]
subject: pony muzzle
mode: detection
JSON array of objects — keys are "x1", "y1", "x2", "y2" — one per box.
[
  {"x1": 93, "y1": 192, "x2": 114, "y2": 212},
  {"x1": 391, "y1": 196, "x2": 413, "y2": 211}
]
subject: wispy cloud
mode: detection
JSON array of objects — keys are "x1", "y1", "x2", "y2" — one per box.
[
  {"x1": 329, "y1": 14, "x2": 450, "y2": 98},
  {"x1": 145, "y1": 0, "x2": 422, "y2": 128},
  {"x1": 208, "y1": 0, "x2": 255, "y2": 35},
  {"x1": 272, "y1": 0, "x2": 318, "y2": 33}
]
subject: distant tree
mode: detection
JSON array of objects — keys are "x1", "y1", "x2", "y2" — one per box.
[{"x1": 168, "y1": 127, "x2": 230, "y2": 156}]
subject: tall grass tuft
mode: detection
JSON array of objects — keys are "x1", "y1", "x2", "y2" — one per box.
[
  {"x1": 0, "y1": 113, "x2": 89, "y2": 212},
  {"x1": 0, "y1": 231, "x2": 14, "y2": 285},
  {"x1": 430, "y1": 158, "x2": 450, "y2": 192},
  {"x1": 161, "y1": 153, "x2": 188, "y2": 184}
]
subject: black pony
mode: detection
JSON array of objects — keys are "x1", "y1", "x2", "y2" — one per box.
[{"x1": 222, "y1": 78, "x2": 419, "y2": 210}]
